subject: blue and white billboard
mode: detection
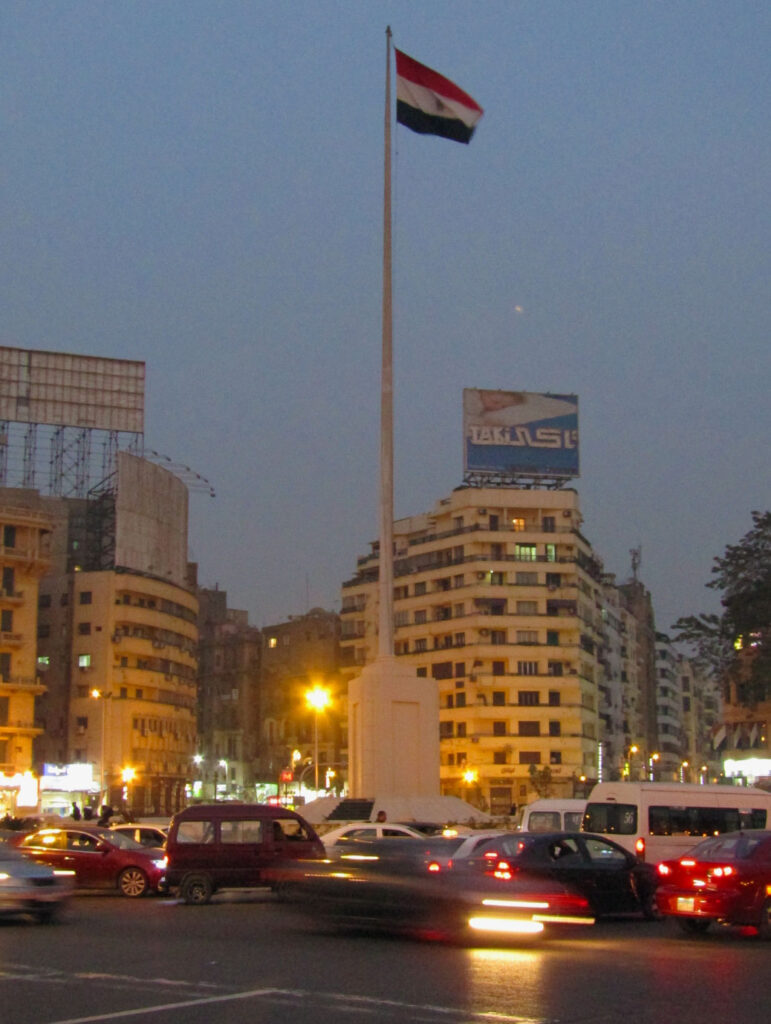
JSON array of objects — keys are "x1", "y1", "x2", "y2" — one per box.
[{"x1": 463, "y1": 389, "x2": 579, "y2": 480}]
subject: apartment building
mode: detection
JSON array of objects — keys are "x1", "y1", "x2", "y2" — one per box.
[
  {"x1": 35, "y1": 454, "x2": 199, "y2": 816},
  {"x1": 196, "y1": 586, "x2": 261, "y2": 800},
  {"x1": 0, "y1": 495, "x2": 52, "y2": 813},
  {"x1": 341, "y1": 486, "x2": 605, "y2": 815},
  {"x1": 260, "y1": 608, "x2": 343, "y2": 793}
]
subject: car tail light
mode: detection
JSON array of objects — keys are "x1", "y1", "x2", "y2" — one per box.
[
  {"x1": 634, "y1": 837, "x2": 645, "y2": 858},
  {"x1": 657, "y1": 863, "x2": 671, "y2": 876},
  {"x1": 483, "y1": 850, "x2": 501, "y2": 861},
  {"x1": 427, "y1": 861, "x2": 441, "y2": 873},
  {"x1": 492, "y1": 860, "x2": 518, "y2": 880},
  {"x1": 680, "y1": 859, "x2": 696, "y2": 867}
]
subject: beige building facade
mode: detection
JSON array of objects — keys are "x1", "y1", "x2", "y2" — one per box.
[
  {"x1": 341, "y1": 486, "x2": 606, "y2": 815},
  {"x1": 0, "y1": 497, "x2": 52, "y2": 811}
]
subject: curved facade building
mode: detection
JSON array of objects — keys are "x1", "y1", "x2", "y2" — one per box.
[{"x1": 0, "y1": 496, "x2": 52, "y2": 812}]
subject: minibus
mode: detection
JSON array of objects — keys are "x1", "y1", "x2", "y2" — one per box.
[
  {"x1": 582, "y1": 781, "x2": 771, "y2": 863},
  {"x1": 164, "y1": 804, "x2": 325, "y2": 904},
  {"x1": 519, "y1": 799, "x2": 587, "y2": 833}
]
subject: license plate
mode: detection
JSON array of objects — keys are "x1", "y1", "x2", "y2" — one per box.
[{"x1": 676, "y1": 897, "x2": 695, "y2": 912}]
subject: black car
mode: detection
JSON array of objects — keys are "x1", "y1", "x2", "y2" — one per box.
[
  {"x1": 281, "y1": 837, "x2": 595, "y2": 943},
  {"x1": 464, "y1": 831, "x2": 659, "y2": 919}
]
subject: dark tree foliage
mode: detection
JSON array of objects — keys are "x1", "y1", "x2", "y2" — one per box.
[{"x1": 672, "y1": 511, "x2": 771, "y2": 706}]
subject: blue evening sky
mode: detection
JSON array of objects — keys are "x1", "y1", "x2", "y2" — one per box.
[{"x1": 2, "y1": 1, "x2": 768, "y2": 632}]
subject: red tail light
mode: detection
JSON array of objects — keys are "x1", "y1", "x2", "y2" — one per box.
[
  {"x1": 709, "y1": 865, "x2": 737, "y2": 881},
  {"x1": 657, "y1": 863, "x2": 671, "y2": 876},
  {"x1": 635, "y1": 837, "x2": 645, "y2": 858},
  {"x1": 427, "y1": 861, "x2": 441, "y2": 873}
]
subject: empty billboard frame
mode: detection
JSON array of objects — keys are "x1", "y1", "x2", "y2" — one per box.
[{"x1": 0, "y1": 346, "x2": 144, "y2": 434}]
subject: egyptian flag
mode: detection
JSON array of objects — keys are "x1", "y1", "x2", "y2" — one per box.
[{"x1": 395, "y1": 49, "x2": 483, "y2": 144}]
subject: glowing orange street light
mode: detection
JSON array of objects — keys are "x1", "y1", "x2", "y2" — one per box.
[{"x1": 305, "y1": 685, "x2": 331, "y2": 791}]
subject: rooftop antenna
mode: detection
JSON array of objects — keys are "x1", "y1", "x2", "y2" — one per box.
[{"x1": 629, "y1": 545, "x2": 642, "y2": 582}]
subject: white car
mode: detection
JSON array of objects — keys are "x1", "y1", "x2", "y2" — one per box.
[{"x1": 321, "y1": 822, "x2": 426, "y2": 849}]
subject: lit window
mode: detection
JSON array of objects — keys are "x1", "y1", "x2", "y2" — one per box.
[
  {"x1": 78, "y1": 654, "x2": 91, "y2": 668},
  {"x1": 511, "y1": 518, "x2": 526, "y2": 531},
  {"x1": 268, "y1": 637, "x2": 278, "y2": 648}
]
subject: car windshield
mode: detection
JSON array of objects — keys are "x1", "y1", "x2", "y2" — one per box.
[
  {"x1": 689, "y1": 834, "x2": 764, "y2": 861},
  {"x1": 100, "y1": 830, "x2": 145, "y2": 850}
]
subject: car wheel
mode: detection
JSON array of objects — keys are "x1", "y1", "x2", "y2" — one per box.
[
  {"x1": 118, "y1": 867, "x2": 149, "y2": 898},
  {"x1": 641, "y1": 891, "x2": 662, "y2": 921},
  {"x1": 272, "y1": 881, "x2": 297, "y2": 902},
  {"x1": 180, "y1": 873, "x2": 213, "y2": 905},
  {"x1": 35, "y1": 906, "x2": 60, "y2": 925},
  {"x1": 758, "y1": 899, "x2": 771, "y2": 940},
  {"x1": 677, "y1": 917, "x2": 711, "y2": 935}
]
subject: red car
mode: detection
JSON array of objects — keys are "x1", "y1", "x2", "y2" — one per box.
[
  {"x1": 14, "y1": 825, "x2": 166, "y2": 897},
  {"x1": 656, "y1": 829, "x2": 771, "y2": 937}
]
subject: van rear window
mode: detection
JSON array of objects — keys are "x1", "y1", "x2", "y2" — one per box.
[
  {"x1": 177, "y1": 820, "x2": 215, "y2": 844},
  {"x1": 527, "y1": 811, "x2": 561, "y2": 832},
  {"x1": 584, "y1": 803, "x2": 637, "y2": 835}
]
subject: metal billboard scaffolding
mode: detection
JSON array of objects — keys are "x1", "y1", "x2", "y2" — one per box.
[{"x1": 0, "y1": 346, "x2": 145, "y2": 497}]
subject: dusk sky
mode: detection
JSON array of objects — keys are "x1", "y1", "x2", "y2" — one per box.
[{"x1": 2, "y1": 1, "x2": 768, "y2": 634}]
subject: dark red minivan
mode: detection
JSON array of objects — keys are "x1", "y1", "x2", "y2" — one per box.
[{"x1": 164, "y1": 803, "x2": 325, "y2": 904}]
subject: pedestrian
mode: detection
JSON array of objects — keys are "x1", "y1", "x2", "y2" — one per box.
[
  {"x1": 97, "y1": 804, "x2": 113, "y2": 827},
  {"x1": 71, "y1": 802, "x2": 82, "y2": 821},
  {"x1": 375, "y1": 809, "x2": 387, "y2": 823}
]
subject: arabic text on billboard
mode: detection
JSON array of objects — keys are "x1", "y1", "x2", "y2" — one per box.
[{"x1": 463, "y1": 389, "x2": 579, "y2": 479}]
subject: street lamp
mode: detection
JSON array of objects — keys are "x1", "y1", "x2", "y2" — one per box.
[
  {"x1": 219, "y1": 759, "x2": 229, "y2": 799},
  {"x1": 680, "y1": 760, "x2": 689, "y2": 784},
  {"x1": 305, "y1": 685, "x2": 331, "y2": 792},
  {"x1": 90, "y1": 688, "x2": 113, "y2": 802},
  {"x1": 121, "y1": 766, "x2": 136, "y2": 814},
  {"x1": 648, "y1": 752, "x2": 660, "y2": 781}
]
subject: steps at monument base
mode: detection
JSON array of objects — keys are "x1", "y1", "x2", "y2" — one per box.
[{"x1": 324, "y1": 798, "x2": 375, "y2": 821}]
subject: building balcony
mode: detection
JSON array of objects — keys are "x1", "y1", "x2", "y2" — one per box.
[
  {"x1": 0, "y1": 675, "x2": 46, "y2": 694},
  {"x1": 0, "y1": 631, "x2": 24, "y2": 647},
  {"x1": 0, "y1": 721, "x2": 43, "y2": 736}
]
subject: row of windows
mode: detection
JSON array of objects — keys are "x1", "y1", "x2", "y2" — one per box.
[
  {"x1": 441, "y1": 720, "x2": 562, "y2": 736},
  {"x1": 446, "y1": 750, "x2": 561, "y2": 766},
  {"x1": 445, "y1": 690, "x2": 563, "y2": 708},
  {"x1": 393, "y1": 562, "x2": 566, "y2": 601}
]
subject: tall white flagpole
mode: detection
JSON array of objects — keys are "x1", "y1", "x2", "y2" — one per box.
[{"x1": 378, "y1": 25, "x2": 394, "y2": 660}]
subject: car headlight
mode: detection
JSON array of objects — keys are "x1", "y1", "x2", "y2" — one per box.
[{"x1": 152, "y1": 859, "x2": 167, "y2": 870}]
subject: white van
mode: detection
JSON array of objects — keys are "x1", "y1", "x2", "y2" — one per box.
[
  {"x1": 519, "y1": 799, "x2": 587, "y2": 833},
  {"x1": 583, "y1": 781, "x2": 771, "y2": 863}
]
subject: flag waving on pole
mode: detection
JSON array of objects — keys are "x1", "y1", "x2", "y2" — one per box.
[{"x1": 395, "y1": 49, "x2": 483, "y2": 144}]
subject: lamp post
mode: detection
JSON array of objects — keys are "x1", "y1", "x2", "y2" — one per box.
[
  {"x1": 90, "y1": 688, "x2": 113, "y2": 803},
  {"x1": 648, "y1": 752, "x2": 660, "y2": 781},
  {"x1": 680, "y1": 760, "x2": 689, "y2": 784},
  {"x1": 219, "y1": 759, "x2": 228, "y2": 799},
  {"x1": 305, "y1": 685, "x2": 331, "y2": 792}
]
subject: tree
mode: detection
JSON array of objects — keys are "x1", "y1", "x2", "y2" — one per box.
[
  {"x1": 528, "y1": 763, "x2": 554, "y2": 797},
  {"x1": 672, "y1": 510, "x2": 771, "y2": 706}
]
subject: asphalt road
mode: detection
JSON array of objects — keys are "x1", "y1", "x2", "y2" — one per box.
[{"x1": 1, "y1": 891, "x2": 768, "y2": 1024}]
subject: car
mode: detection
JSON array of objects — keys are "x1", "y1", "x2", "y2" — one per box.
[
  {"x1": 395, "y1": 830, "x2": 511, "y2": 870},
  {"x1": 283, "y1": 838, "x2": 595, "y2": 943},
  {"x1": 463, "y1": 831, "x2": 660, "y2": 919},
  {"x1": 320, "y1": 822, "x2": 427, "y2": 849},
  {"x1": 0, "y1": 842, "x2": 74, "y2": 923},
  {"x1": 13, "y1": 825, "x2": 167, "y2": 897},
  {"x1": 655, "y1": 829, "x2": 771, "y2": 937},
  {"x1": 111, "y1": 823, "x2": 168, "y2": 848}
]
